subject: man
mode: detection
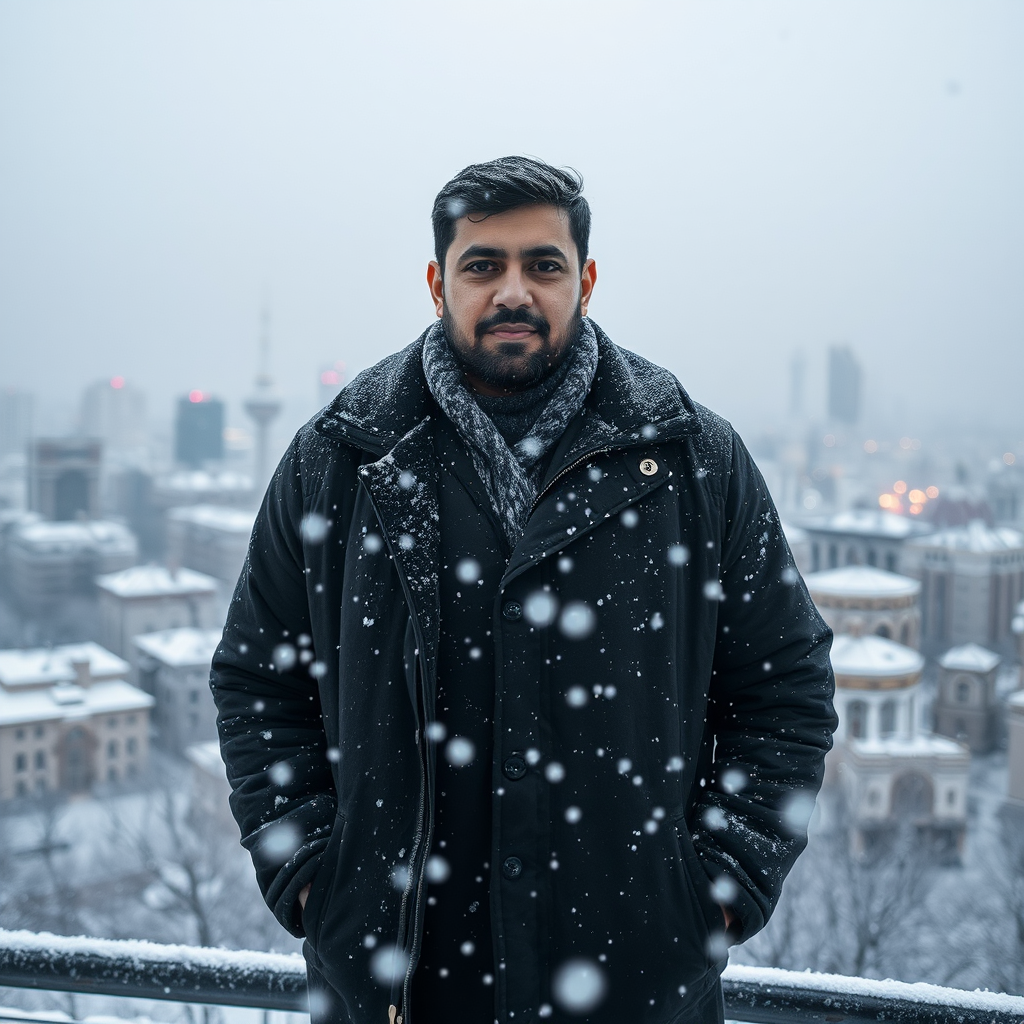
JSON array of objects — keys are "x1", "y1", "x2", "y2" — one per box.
[{"x1": 210, "y1": 156, "x2": 836, "y2": 1024}]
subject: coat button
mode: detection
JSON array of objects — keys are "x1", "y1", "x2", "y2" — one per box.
[
  {"x1": 502, "y1": 601, "x2": 523, "y2": 621},
  {"x1": 502, "y1": 856, "x2": 523, "y2": 879},
  {"x1": 503, "y1": 755, "x2": 527, "y2": 780},
  {"x1": 639, "y1": 458, "x2": 659, "y2": 476}
]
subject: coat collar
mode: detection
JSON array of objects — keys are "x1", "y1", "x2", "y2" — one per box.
[{"x1": 313, "y1": 320, "x2": 702, "y2": 454}]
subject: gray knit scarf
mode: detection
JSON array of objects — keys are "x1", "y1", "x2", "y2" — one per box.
[{"x1": 422, "y1": 317, "x2": 599, "y2": 546}]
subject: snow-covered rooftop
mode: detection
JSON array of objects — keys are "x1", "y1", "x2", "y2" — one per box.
[
  {"x1": 11, "y1": 519, "x2": 137, "y2": 556},
  {"x1": 0, "y1": 642, "x2": 129, "y2": 689},
  {"x1": 0, "y1": 678, "x2": 153, "y2": 726},
  {"x1": 804, "y1": 509, "x2": 932, "y2": 539},
  {"x1": 96, "y1": 563, "x2": 218, "y2": 598},
  {"x1": 938, "y1": 642, "x2": 1001, "y2": 673},
  {"x1": 186, "y1": 740, "x2": 228, "y2": 778},
  {"x1": 167, "y1": 504, "x2": 255, "y2": 534},
  {"x1": 831, "y1": 634, "x2": 924, "y2": 679},
  {"x1": 806, "y1": 565, "x2": 921, "y2": 598},
  {"x1": 781, "y1": 522, "x2": 808, "y2": 543},
  {"x1": 156, "y1": 470, "x2": 254, "y2": 493},
  {"x1": 910, "y1": 519, "x2": 1024, "y2": 554},
  {"x1": 134, "y1": 627, "x2": 222, "y2": 667},
  {"x1": 1008, "y1": 690, "x2": 1024, "y2": 712},
  {"x1": 851, "y1": 733, "x2": 968, "y2": 758}
]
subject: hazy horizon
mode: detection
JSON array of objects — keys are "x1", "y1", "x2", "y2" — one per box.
[{"x1": 2, "y1": 1, "x2": 1022, "y2": 451}]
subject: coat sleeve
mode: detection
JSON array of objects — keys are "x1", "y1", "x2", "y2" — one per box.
[
  {"x1": 209, "y1": 434, "x2": 338, "y2": 938},
  {"x1": 690, "y1": 429, "x2": 837, "y2": 943}
]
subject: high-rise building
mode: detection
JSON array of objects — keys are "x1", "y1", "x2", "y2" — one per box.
[
  {"x1": 28, "y1": 438, "x2": 103, "y2": 520},
  {"x1": 828, "y1": 345, "x2": 862, "y2": 425},
  {"x1": 79, "y1": 377, "x2": 147, "y2": 462},
  {"x1": 174, "y1": 393, "x2": 224, "y2": 468},
  {"x1": 318, "y1": 361, "x2": 346, "y2": 411},
  {"x1": 0, "y1": 388, "x2": 34, "y2": 458},
  {"x1": 244, "y1": 308, "x2": 282, "y2": 488}
]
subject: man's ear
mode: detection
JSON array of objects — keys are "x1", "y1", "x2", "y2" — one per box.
[
  {"x1": 427, "y1": 261, "x2": 445, "y2": 317},
  {"x1": 579, "y1": 258, "x2": 597, "y2": 316}
]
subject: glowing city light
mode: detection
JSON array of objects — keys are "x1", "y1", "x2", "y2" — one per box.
[
  {"x1": 189, "y1": 389, "x2": 205, "y2": 403},
  {"x1": 864, "y1": 440, "x2": 878, "y2": 454},
  {"x1": 823, "y1": 434, "x2": 836, "y2": 448},
  {"x1": 110, "y1": 376, "x2": 125, "y2": 389},
  {"x1": 899, "y1": 437, "x2": 912, "y2": 450},
  {"x1": 926, "y1": 486, "x2": 939, "y2": 499},
  {"x1": 1005, "y1": 453, "x2": 1017, "y2": 466},
  {"x1": 894, "y1": 481, "x2": 907, "y2": 494},
  {"x1": 908, "y1": 489, "x2": 927, "y2": 505},
  {"x1": 910, "y1": 503, "x2": 923, "y2": 515}
]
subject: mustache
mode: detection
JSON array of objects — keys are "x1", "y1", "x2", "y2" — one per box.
[{"x1": 474, "y1": 308, "x2": 550, "y2": 343}]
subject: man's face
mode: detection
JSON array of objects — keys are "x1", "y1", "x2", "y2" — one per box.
[{"x1": 427, "y1": 204, "x2": 597, "y2": 396}]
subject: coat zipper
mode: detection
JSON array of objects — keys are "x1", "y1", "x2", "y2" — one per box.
[
  {"x1": 360, "y1": 479, "x2": 433, "y2": 1024},
  {"x1": 531, "y1": 446, "x2": 615, "y2": 513}
]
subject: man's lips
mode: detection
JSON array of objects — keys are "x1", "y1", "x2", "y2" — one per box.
[{"x1": 486, "y1": 324, "x2": 537, "y2": 339}]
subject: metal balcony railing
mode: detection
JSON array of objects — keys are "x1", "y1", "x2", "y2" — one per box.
[{"x1": 1, "y1": 929, "x2": 1023, "y2": 1024}]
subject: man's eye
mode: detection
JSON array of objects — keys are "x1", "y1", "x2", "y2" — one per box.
[
  {"x1": 466, "y1": 261, "x2": 496, "y2": 273},
  {"x1": 533, "y1": 261, "x2": 562, "y2": 272}
]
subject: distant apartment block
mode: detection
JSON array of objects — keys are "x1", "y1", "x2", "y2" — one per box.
[
  {"x1": 79, "y1": 377, "x2": 148, "y2": 462},
  {"x1": 934, "y1": 644, "x2": 1002, "y2": 754},
  {"x1": 167, "y1": 505, "x2": 254, "y2": 584},
  {"x1": 175, "y1": 394, "x2": 224, "y2": 468},
  {"x1": 800, "y1": 509, "x2": 934, "y2": 575},
  {"x1": 134, "y1": 628, "x2": 221, "y2": 754},
  {"x1": 96, "y1": 564, "x2": 221, "y2": 660},
  {"x1": 827, "y1": 345, "x2": 862, "y2": 425},
  {"x1": 28, "y1": 438, "x2": 103, "y2": 521},
  {"x1": 7, "y1": 519, "x2": 138, "y2": 613},
  {"x1": 903, "y1": 521, "x2": 1024, "y2": 653},
  {"x1": 0, "y1": 642, "x2": 153, "y2": 800},
  {"x1": 0, "y1": 387, "x2": 34, "y2": 458}
]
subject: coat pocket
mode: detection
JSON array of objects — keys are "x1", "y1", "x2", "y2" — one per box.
[
  {"x1": 673, "y1": 815, "x2": 724, "y2": 940},
  {"x1": 301, "y1": 811, "x2": 348, "y2": 948}
]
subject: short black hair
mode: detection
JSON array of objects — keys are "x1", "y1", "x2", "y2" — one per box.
[{"x1": 432, "y1": 155, "x2": 591, "y2": 274}]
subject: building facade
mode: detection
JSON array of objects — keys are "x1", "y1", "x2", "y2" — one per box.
[
  {"x1": 903, "y1": 521, "x2": 1024, "y2": 654},
  {"x1": 800, "y1": 509, "x2": 933, "y2": 575},
  {"x1": 828, "y1": 634, "x2": 970, "y2": 860},
  {"x1": 0, "y1": 642, "x2": 153, "y2": 800},
  {"x1": 28, "y1": 438, "x2": 103, "y2": 521},
  {"x1": 7, "y1": 520, "x2": 138, "y2": 613},
  {"x1": 96, "y1": 564, "x2": 221, "y2": 660},
  {"x1": 934, "y1": 643, "x2": 1002, "y2": 754},
  {"x1": 166, "y1": 504, "x2": 255, "y2": 584},
  {"x1": 806, "y1": 565, "x2": 921, "y2": 648},
  {"x1": 134, "y1": 628, "x2": 221, "y2": 754}
]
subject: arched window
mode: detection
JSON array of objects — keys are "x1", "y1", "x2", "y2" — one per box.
[
  {"x1": 875, "y1": 623, "x2": 892, "y2": 639},
  {"x1": 955, "y1": 677, "x2": 972, "y2": 703},
  {"x1": 891, "y1": 772, "x2": 933, "y2": 818},
  {"x1": 847, "y1": 700, "x2": 868, "y2": 740}
]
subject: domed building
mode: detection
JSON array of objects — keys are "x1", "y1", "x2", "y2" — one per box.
[
  {"x1": 806, "y1": 565, "x2": 921, "y2": 649},
  {"x1": 828, "y1": 634, "x2": 970, "y2": 860}
]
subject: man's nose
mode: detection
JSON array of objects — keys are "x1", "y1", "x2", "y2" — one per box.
[{"x1": 493, "y1": 267, "x2": 532, "y2": 309}]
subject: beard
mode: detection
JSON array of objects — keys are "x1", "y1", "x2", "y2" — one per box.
[{"x1": 442, "y1": 305, "x2": 583, "y2": 393}]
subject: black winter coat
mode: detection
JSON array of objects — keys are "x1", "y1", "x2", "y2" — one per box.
[{"x1": 210, "y1": 324, "x2": 836, "y2": 1024}]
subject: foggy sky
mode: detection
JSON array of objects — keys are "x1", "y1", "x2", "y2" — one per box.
[{"x1": 1, "y1": 1, "x2": 1022, "y2": 446}]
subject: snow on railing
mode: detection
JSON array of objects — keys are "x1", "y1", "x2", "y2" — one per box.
[
  {"x1": 0, "y1": 930, "x2": 306, "y2": 1011},
  {"x1": 1, "y1": 929, "x2": 1023, "y2": 1022}
]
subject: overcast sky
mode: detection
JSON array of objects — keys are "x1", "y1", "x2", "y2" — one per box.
[{"x1": 1, "y1": 1, "x2": 1021, "y2": 446}]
